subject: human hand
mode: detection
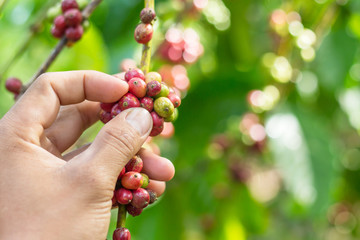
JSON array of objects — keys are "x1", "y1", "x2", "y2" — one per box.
[{"x1": 0, "y1": 71, "x2": 175, "y2": 239}]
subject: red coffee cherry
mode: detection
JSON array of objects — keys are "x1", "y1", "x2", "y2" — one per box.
[
  {"x1": 146, "y1": 81, "x2": 161, "y2": 97},
  {"x1": 51, "y1": 26, "x2": 65, "y2": 38},
  {"x1": 53, "y1": 15, "x2": 67, "y2": 31},
  {"x1": 5, "y1": 77, "x2": 22, "y2": 94},
  {"x1": 118, "y1": 167, "x2": 126, "y2": 180},
  {"x1": 100, "y1": 102, "x2": 116, "y2": 112},
  {"x1": 99, "y1": 110, "x2": 112, "y2": 124},
  {"x1": 128, "y1": 78, "x2": 147, "y2": 98},
  {"x1": 65, "y1": 25, "x2": 83, "y2": 41},
  {"x1": 61, "y1": 0, "x2": 79, "y2": 13},
  {"x1": 126, "y1": 204, "x2": 143, "y2": 217},
  {"x1": 134, "y1": 23, "x2": 153, "y2": 44},
  {"x1": 131, "y1": 188, "x2": 150, "y2": 209},
  {"x1": 111, "y1": 103, "x2": 122, "y2": 118},
  {"x1": 121, "y1": 172, "x2": 143, "y2": 190},
  {"x1": 140, "y1": 97, "x2": 154, "y2": 112},
  {"x1": 167, "y1": 92, "x2": 181, "y2": 108},
  {"x1": 149, "y1": 111, "x2": 164, "y2": 137},
  {"x1": 64, "y1": 9, "x2": 83, "y2": 27},
  {"x1": 115, "y1": 188, "x2": 133, "y2": 205},
  {"x1": 125, "y1": 156, "x2": 143, "y2": 173},
  {"x1": 118, "y1": 93, "x2": 140, "y2": 111},
  {"x1": 113, "y1": 227, "x2": 131, "y2": 240},
  {"x1": 125, "y1": 69, "x2": 145, "y2": 82},
  {"x1": 146, "y1": 189, "x2": 158, "y2": 204}
]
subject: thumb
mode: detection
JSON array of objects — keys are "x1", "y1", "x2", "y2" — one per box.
[{"x1": 77, "y1": 108, "x2": 152, "y2": 183}]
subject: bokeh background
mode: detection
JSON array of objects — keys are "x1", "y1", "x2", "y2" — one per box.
[{"x1": 1, "y1": 0, "x2": 360, "y2": 239}]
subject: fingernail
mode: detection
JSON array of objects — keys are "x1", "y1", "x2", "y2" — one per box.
[{"x1": 125, "y1": 108, "x2": 152, "y2": 136}]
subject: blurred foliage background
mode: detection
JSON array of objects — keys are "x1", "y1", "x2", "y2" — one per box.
[{"x1": 1, "y1": 0, "x2": 360, "y2": 239}]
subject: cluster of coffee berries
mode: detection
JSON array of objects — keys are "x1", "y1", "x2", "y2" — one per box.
[
  {"x1": 51, "y1": 0, "x2": 84, "y2": 42},
  {"x1": 134, "y1": 8, "x2": 156, "y2": 44},
  {"x1": 5, "y1": 77, "x2": 23, "y2": 99},
  {"x1": 99, "y1": 68, "x2": 181, "y2": 137},
  {"x1": 158, "y1": 27, "x2": 203, "y2": 64},
  {"x1": 112, "y1": 155, "x2": 157, "y2": 240}
]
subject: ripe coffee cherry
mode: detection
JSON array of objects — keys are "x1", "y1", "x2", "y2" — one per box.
[
  {"x1": 61, "y1": 0, "x2": 79, "y2": 13},
  {"x1": 51, "y1": 26, "x2": 65, "y2": 38},
  {"x1": 140, "y1": 97, "x2": 154, "y2": 112},
  {"x1": 145, "y1": 72, "x2": 162, "y2": 84},
  {"x1": 147, "y1": 189, "x2": 158, "y2": 204},
  {"x1": 118, "y1": 167, "x2": 126, "y2": 179},
  {"x1": 118, "y1": 93, "x2": 140, "y2": 111},
  {"x1": 100, "y1": 102, "x2": 115, "y2": 112},
  {"x1": 113, "y1": 227, "x2": 131, "y2": 240},
  {"x1": 125, "y1": 69, "x2": 145, "y2": 82},
  {"x1": 99, "y1": 110, "x2": 112, "y2": 124},
  {"x1": 65, "y1": 25, "x2": 83, "y2": 41},
  {"x1": 154, "y1": 83, "x2": 169, "y2": 98},
  {"x1": 111, "y1": 103, "x2": 122, "y2": 117},
  {"x1": 5, "y1": 77, "x2": 22, "y2": 94},
  {"x1": 115, "y1": 188, "x2": 133, "y2": 205},
  {"x1": 134, "y1": 23, "x2": 153, "y2": 44},
  {"x1": 140, "y1": 8, "x2": 156, "y2": 24},
  {"x1": 112, "y1": 194, "x2": 117, "y2": 206},
  {"x1": 146, "y1": 81, "x2": 161, "y2": 97},
  {"x1": 131, "y1": 188, "x2": 150, "y2": 209},
  {"x1": 121, "y1": 172, "x2": 143, "y2": 190},
  {"x1": 167, "y1": 92, "x2": 181, "y2": 108},
  {"x1": 126, "y1": 204, "x2": 143, "y2": 217},
  {"x1": 125, "y1": 156, "x2": 143, "y2": 172},
  {"x1": 64, "y1": 9, "x2": 82, "y2": 26},
  {"x1": 128, "y1": 78, "x2": 147, "y2": 98},
  {"x1": 140, "y1": 173, "x2": 149, "y2": 188},
  {"x1": 54, "y1": 15, "x2": 66, "y2": 31},
  {"x1": 150, "y1": 111, "x2": 164, "y2": 137},
  {"x1": 154, "y1": 97, "x2": 174, "y2": 118}
]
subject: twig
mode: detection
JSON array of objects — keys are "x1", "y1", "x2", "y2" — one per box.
[
  {"x1": 140, "y1": 0, "x2": 155, "y2": 74},
  {"x1": 0, "y1": 0, "x2": 59, "y2": 83},
  {"x1": 116, "y1": 205, "x2": 127, "y2": 228},
  {"x1": 23, "y1": 0, "x2": 103, "y2": 92}
]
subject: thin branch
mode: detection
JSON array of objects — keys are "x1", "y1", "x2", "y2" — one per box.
[
  {"x1": 116, "y1": 205, "x2": 127, "y2": 228},
  {"x1": 23, "y1": 0, "x2": 103, "y2": 92},
  {"x1": 140, "y1": 0, "x2": 154, "y2": 74}
]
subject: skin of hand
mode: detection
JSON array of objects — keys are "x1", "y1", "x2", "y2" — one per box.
[{"x1": 0, "y1": 71, "x2": 175, "y2": 240}]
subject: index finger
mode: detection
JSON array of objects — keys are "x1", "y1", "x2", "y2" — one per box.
[{"x1": 9, "y1": 70, "x2": 128, "y2": 130}]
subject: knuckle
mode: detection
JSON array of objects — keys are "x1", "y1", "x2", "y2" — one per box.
[{"x1": 102, "y1": 126, "x2": 138, "y2": 158}]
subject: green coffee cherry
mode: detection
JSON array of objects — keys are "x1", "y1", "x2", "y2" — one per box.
[
  {"x1": 47, "y1": 4, "x2": 61, "y2": 22},
  {"x1": 164, "y1": 108, "x2": 178, "y2": 122},
  {"x1": 141, "y1": 173, "x2": 149, "y2": 188},
  {"x1": 154, "y1": 83, "x2": 169, "y2": 98},
  {"x1": 154, "y1": 97, "x2": 174, "y2": 118}
]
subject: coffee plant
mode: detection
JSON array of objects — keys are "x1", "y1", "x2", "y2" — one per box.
[{"x1": 2, "y1": 0, "x2": 360, "y2": 240}]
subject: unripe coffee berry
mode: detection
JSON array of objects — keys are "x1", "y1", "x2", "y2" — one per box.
[
  {"x1": 65, "y1": 25, "x2": 83, "y2": 41},
  {"x1": 134, "y1": 23, "x2": 153, "y2": 44},
  {"x1": 121, "y1": 172, "x2": 143, "y2": 190},
  {"x1": 125, "y1": 156, "x2": 143, "y2": 172},
  {"x1": 164, "y1": 108, "x2": 179, "y2": 122},
  {"x1": 125, "y1": 69, "x2": 145, "y2": 82},
  {"x1": 145, "y1": 72, "x2": 162, "y2": 83},
  {"x1": 5, "y1": 77, "x2": 22, "y2": 94},
  {"x1": 64, "y1": 9, "x2": 82, "y2": 26},
  {"x1": 140, "y1": 97, "x2": 154, "y2": 112},
  {"x1": 128, "y1": 78, "x2": 147, "y2": 98},
  {"x1": 140, "y1": 173, "x2": 149, "y2": 188},
  {"x1": 154, "y1": 83, "x2": 169, "y2": 98},
  {"x1": 154, "y1": 97, "x2": 174, "y2": 118},
  {"x1": 146, "y1": 80, "x2": 161, "y2": 97},
  {"x1": 118, "y1": 93, "x2": 140, "y2": 111},
  {"x1": 140, "y1": 8, "x2": 156, "y2": 24},
  {"x1": 115, "y1": 188, "x2": 133, "y2": 205},
  {"x1": 131, "y1": 188, "x2": 150, "y2": 209},
  {"x1": 61, "y1": 0, "x2": 79, "y2": 13},
  {"x1": 113, "y1": 227, "x2": 131, "y2": 240},
  {"x1": 126, "y1": 204, "x2": 143, "y2": 217}
]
